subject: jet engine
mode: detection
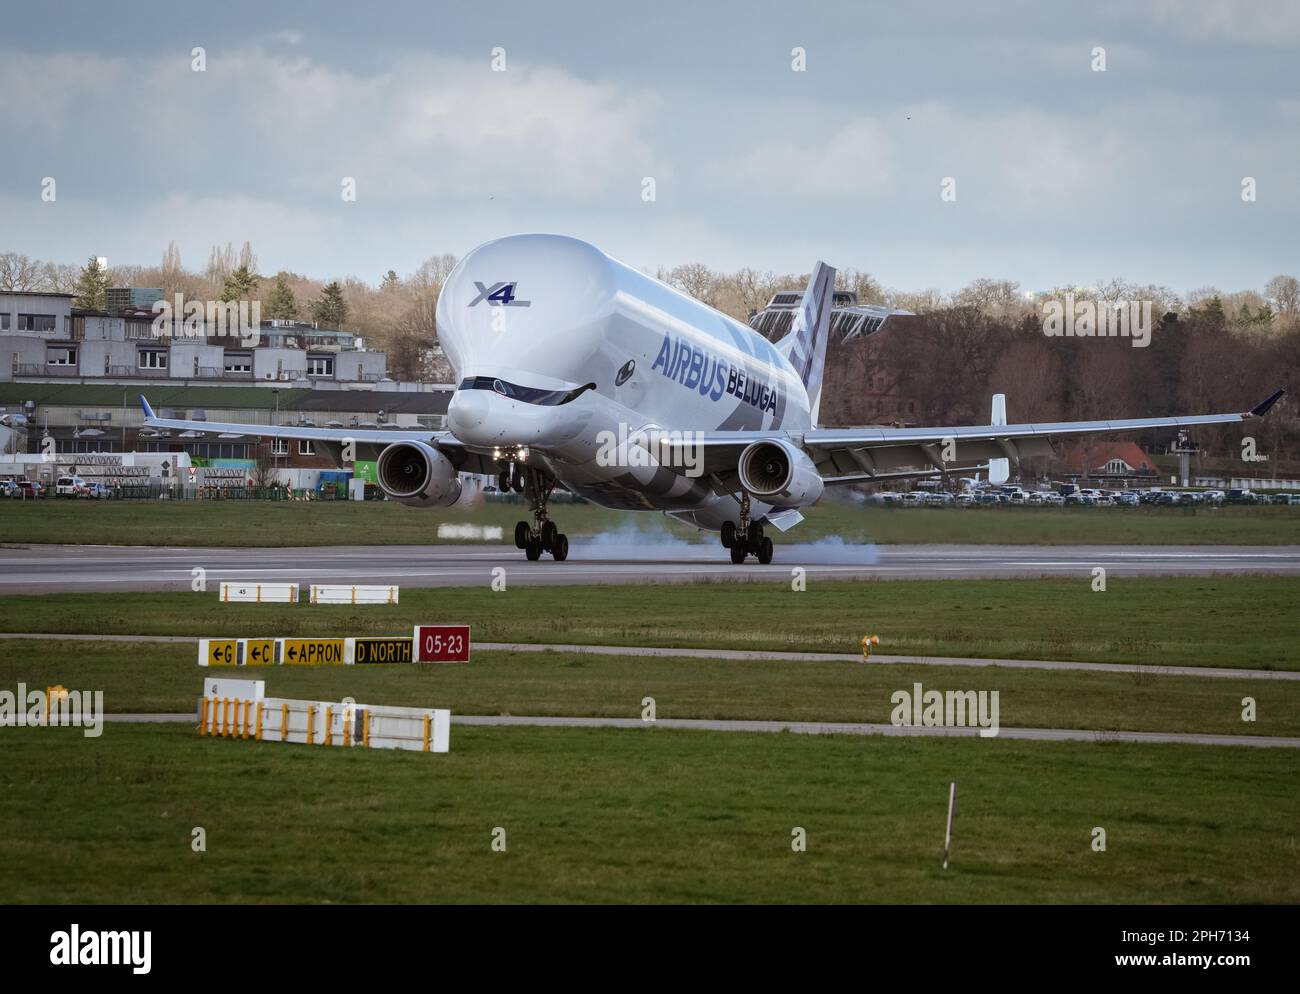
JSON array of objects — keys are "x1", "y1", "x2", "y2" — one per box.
[
  {"x1": 737, "y1": 438, "x2": 824, "y2": 507},
  {"x1": 376, "y1": 441, "x2": 463, "y2": 507}
]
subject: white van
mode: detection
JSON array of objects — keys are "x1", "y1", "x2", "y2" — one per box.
[{"x1": 55, "y1": 475, "x2": 87, "y2": 497}]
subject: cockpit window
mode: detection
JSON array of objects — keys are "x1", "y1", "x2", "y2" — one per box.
[{"x1": 458, "y1": 377, "x2": 595, "y2": 406}]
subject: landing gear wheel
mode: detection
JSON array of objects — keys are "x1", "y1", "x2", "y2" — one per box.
[
  {"x1": 757, "y1": 536, "x2": 774, "y2": 565},
  {"x1": 541, "y1": 520, "x2": 558, "y2": 552},
  {"x1": 729, "y1": 544, "x2": 747, "y2": 564},
  {"x1": 514, "y1": 521, "x2": 530, "y2": 549},
  {"x1": 551, "y1": 533, "x2": 569, "y2": 561},
  {"x1": 498, "y1": 468, "x2": 511, "y2": 492},
  {"x1": 746, "y1": 522, "x2": 764, "y2": 547},
  {"x1": 525, "y1": 539, "x2": 543, "y2": 561},
  {"x1": 721, "y1": 521, "x2": 736, "y2": 549}
]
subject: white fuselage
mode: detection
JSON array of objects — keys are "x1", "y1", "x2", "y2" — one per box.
[{"x1": 438, "y1": 233, "x2": 812, "y2": 529}]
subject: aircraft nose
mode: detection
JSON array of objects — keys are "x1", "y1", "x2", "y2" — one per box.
[
  {"x1": 446, "y1": 387, "x2": 554, "y2": 446},
  {"x1": 447, "y1": 389, "x2": 490, "y2": 437}
]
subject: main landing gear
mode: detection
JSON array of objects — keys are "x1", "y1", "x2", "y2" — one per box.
[
  {"x1": 512, "y1": 465, "x2": 569, "y2": 562},
  {"x1": 720, "y1": 492, "x2": 774, "y2": 565}
]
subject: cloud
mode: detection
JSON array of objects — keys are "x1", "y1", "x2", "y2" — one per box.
[
  {"x1": 0, "y1": 43, "x2": 662, "y2": 204},
  {"x1": 698, "y1": 117, "x2": 898, "y2": 199},
  {"x1": 1146, "y1": 0, "x2": 1300, "y2": 44}
]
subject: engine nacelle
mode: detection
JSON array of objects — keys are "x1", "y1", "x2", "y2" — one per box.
[
  {"x1": 376, "y1": 441, "x2": 463, "y2": 508},
  {"x1": 737, "y1": 438, "x2": 824, "y2": 507}
]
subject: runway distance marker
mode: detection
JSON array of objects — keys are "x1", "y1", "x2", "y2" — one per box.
[
  {"x1": 414, "y1": 625, "x2": 471, "y2": 663},
  {"x1": 280, "y1": 638, "x2": 347, "y2": 666},
  {"x1": 350, "y1": 637, "x2": 413, "y2": 665}
]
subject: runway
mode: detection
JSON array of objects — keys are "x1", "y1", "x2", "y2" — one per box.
[
  {"x1": 101, "y1": 712, "x2": 1300, "y2": 748},
  {"x1": 2, "y1": 542, "x2": 1299, "y2": 592}
]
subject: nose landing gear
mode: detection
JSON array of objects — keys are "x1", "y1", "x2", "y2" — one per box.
[
  {"x1": 720, "y1": 493, "x2": 775, "y2": 564},
  {"x1": 512, "y1": 465, "x2": 568, "y2": 561}
]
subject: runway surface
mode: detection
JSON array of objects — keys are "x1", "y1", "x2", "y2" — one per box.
[
  {"x1": 4, "y1": 632, "x2": 1293, "y2": 680},
  {"x1": 2, "y1": 542, "x2": 1299, "y2": 592},
  {"x1": 102, "y1": 712, "x2": 1300, "y2": 748}
]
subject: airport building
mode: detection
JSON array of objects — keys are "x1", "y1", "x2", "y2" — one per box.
[{"x1": 0, "y1": 289, "x2": 389, "y2": 388}]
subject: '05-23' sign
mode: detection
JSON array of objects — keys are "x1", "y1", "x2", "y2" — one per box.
[{"x1": 413, "y1": 625, "x2": 471, "y2": 663}]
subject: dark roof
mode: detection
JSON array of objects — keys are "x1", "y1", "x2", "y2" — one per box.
[
  {"x1": 2, "y1": 290, "x2": 76, "y2": 299},
  {"x1": 294, "y1": 390, "x2": 451, "y2": 415}
]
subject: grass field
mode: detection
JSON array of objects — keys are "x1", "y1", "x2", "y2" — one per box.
[
  {"x1": 2, "y1": 723, "x2": 1295, "y2": 903},
  {"x1": 3, "y1": 495, "x2": 1299, "y2": 547},
  {"x1": 3, "y1": 576, "x2": 1297, "y2": 669},
  {"x1": 2, "y1": 638, "x2": 1294, "y2": 736}
]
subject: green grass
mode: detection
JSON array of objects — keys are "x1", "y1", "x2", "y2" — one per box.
[
  {"x1": 3, "y1": 639, "x2": 1294, "y2": 736},
  {"x1": 1, "y1": 724, "x2": 1295, "y2": 903},
  {"x1": 2, "y1": 496, "x2": 1298, "y2": 547},
  {"x1": 3, "y1": 576, "x2": 1297, "y2": 669}
]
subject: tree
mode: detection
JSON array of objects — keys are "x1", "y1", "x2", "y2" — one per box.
[
  {"x1": 311, "y1": 281, "x2": 348, "y2": 328},
  {"x1": 661, "y1": 263, "x2": 720, "y2": 306},
  {"x1": 264, "y1": 272, "x2": 298, "y2": 320},
  {"x1": 220, "y1": 264, "x2": 260, "y2": 302},
  {"x1": 380, "y1": 270, "x2": 401, "y2": 291},
  {"x1": 0, "y1": 252, "x2": 45, "y2": 291},
  {"x1": 1265, "y1": 274, "x2": 1299, "y2": 323},
  {"x1": 205, "y1": 243, "x2": 236, "y2": 294},
  {"x1": 72, "y1": 256, "x2": 109, "y2": 310}
]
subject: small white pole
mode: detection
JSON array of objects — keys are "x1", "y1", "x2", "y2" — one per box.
[{"x1": 943, "y1": 781, "x2": 957, "y2": 870}]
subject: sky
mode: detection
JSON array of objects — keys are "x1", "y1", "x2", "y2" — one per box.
[{"x1": 1, "y1": 0, "x2": 1297, "y2": 296}]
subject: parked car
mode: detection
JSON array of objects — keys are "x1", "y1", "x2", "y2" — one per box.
[
  {"x1": 78, "y1": 482, "x2": 109, "y2": 499},
  {"x1": 11, "y1": 480, "x2": 45, "y2": 498},
  {"x1": 1225, "y1": 488, "x2": 1258, "y2": 504},
  {"x1": 55, "y1": 475, "x2": 88, "y2": 497}
]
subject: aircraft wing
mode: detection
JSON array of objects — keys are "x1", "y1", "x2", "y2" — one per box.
[
  {"x1": 673, "y1": 390, "x2": 1285, "y2": 488},
  {"x1": 137, "y1": 395, "x2": 492, "y2": 472}
]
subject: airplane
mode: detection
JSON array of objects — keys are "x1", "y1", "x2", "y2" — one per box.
[{"x1": 140, "y1": 232, "x2": 1285, "y2": 564}]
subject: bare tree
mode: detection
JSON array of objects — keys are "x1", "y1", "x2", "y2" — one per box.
[
  {"x1": 0, "y1": 252, "x2": 45, "y2": 291},
  {"x1": 1265, "y1": 274, "x2": 1299, "y2": 323}
]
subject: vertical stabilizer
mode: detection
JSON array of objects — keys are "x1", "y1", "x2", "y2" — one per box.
[
  {"x1": 778, "y1": 262, "x2": 836, "y2": 426},
  {"x1": 989, "y1": 393, "x2": 1009, "y2": 484}
]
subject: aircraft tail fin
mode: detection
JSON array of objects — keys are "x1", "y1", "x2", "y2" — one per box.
[
  {"x1": 989, "y1": 393, "x2": 1009, "y2": 484},
  {"x1": 777, "y1": 261, "x2": 836, "y2": 426}
]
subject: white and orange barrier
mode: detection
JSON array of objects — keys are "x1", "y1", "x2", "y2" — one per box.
[
  {"x1": 219, "y1": 582, "x2": 299, "y2": 604},
  {"x1": 197, "y1": 678, "x2": 449, "y2": 754},
  {"x1": 308, "y1": 584, "x2": 399, "y2": 605}
]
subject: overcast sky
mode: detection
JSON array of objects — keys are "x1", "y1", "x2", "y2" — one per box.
[{"x1": 2, "y1": 0, "x2": 1297, "y2": 295}]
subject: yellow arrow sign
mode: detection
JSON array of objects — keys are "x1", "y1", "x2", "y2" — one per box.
[
  {"x1": 282, "y1": 638, "x2": 346, "y2": 666},
  {"x1": 243, "y1": 638, "x2": 276, "y2": 666},
  {"x1": 206, "y1": 639, "x2": 239, "y2": 667}
]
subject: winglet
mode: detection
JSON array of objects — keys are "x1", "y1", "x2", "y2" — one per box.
[
  {"x1": 1249, "y1": 389, "x2": 1285, "y2": 418},
  {"x1": 139, "y1": 394, "x2": 156, "y2": 420}
]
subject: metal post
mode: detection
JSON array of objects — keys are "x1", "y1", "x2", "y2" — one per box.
[{"x1": 943, "y1": 781, "x2": 958, "y2": 870}]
